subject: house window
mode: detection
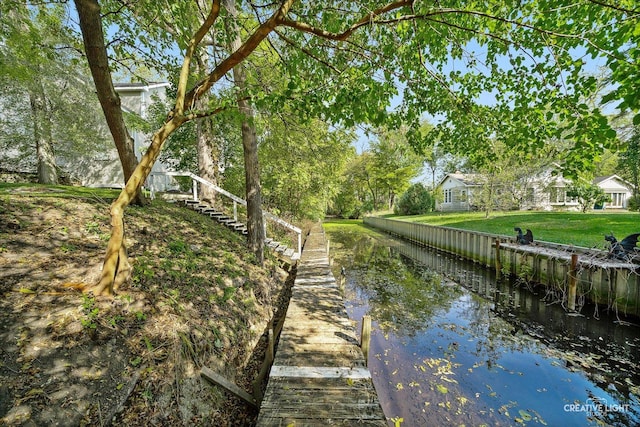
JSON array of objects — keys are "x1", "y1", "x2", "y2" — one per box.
[
  {"x1": 607, "y1": 193, "x2": 626, "y2": 207},
  {"x1": 526, "y1": 188, "x2": 535, "y2": 203},
  {"x1": 444, "y1": 189, "x2": 452, "y2": 203},
  {"x1": 549, "y1": 187, "x2": 566, "y2": 203}
]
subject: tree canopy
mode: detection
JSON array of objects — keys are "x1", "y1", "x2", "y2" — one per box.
[
  {"x1": 73, "y1": 0, "x2": 638, "y2": 175},
  {"x1": 3, "y1": 0, "x2": 638, "y2": 294}
]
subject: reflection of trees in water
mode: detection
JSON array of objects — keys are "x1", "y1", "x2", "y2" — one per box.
[
  {"x1": 329, "y1": 228, "x2": 640, "y2": 426},
  {"x1": 331, "y1": 230, "x2": 463, "y2": 337},
  {"x1": 457, "y1": 293, "x2": 541, "y2": 368}
]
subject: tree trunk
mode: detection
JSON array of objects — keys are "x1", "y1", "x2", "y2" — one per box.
[
  {"x1": 29, "y1": 78, "x2": 58, "y2": 185},
  {"x1": 94, "y1": 118, "x2": 184, "y2": 295},
  {"x1": 225, "y1": 0, "x2": 264, "y2": 264},
  {"x1": 196, "y1": 116, "x2": 220, "y2": 204},
  {"x1": 74, "y1": 0, "x2": 143, "y2": 205},
  {"x1": 195, "y1": 53, "x2": 220, "y2": 205}
]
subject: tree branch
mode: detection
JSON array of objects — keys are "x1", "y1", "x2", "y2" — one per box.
[
  {"x1": 182, "y1": 0, "x2": 296, "y2": 111},
  {"x1": 174, "y1": 0, "x2": 221, "y2": 117}
]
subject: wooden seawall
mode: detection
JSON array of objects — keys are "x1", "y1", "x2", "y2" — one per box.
[
  {"x1": 364, "y1": 217, "x2": 640, "y2": 317},
  {"x1": 256, "y1": 224, "x2": 387, "y2": 426}
]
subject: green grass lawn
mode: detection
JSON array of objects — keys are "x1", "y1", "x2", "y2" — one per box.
[
  {"x1": 383, "y1": 210, "x2": 639, "y2": 249},
  {"x1": 0, "y1": 182, "x2": 121, "y2": 199}
]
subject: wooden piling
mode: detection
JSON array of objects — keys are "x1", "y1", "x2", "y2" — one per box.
[
  {"x1": 568, "y1": 254, "x2": 578, "y2": 311},
  {"x1": 361, "y1": 315, "x2": 371, "y2": 367},
  {"x1": 252, "y1": 325, "x2": 275, "y2": 402},
  {"x1": 494, "y1": 239, "x2": 502, "y2": 277}
]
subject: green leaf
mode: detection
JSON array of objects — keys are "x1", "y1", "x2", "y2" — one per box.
[{"x1": 518, "y1": 409, "x2": 532, "y2": 421}]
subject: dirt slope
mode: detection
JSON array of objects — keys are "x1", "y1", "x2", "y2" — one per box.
[{"x1": 0, "y1": 187, "x2": 291, "y2": 426}]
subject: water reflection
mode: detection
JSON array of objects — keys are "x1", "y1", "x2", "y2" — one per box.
[{"x1": 327, "y1": 226, "x2": 640, "y2": 427}]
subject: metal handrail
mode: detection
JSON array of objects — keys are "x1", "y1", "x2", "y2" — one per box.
[{"x1": 150, "y1": 171, "x2": 301, "y2": 257}]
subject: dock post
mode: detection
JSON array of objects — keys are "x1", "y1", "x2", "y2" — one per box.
[
  {"x1": 361, "y1": 315, "x2": 371, "y2": 367},
  {"x1": 494, "y1": 239, "x2": 502, "y2": 278},
  {"x1": 568, "y1": 254, "x2": 578, "y2": 311}
]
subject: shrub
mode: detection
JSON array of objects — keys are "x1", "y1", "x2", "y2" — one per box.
[
  {"x1": 627, "y1": 195, "x2": 640, "y2": 212},
  {"x1": 395, "y1": 183, "x2": 435, "y2": 215}
]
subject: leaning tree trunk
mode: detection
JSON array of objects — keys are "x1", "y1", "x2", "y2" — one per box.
[
  {"x1": 29, "y1": 78, "x2": 58, "y2": 185},
  {"x1": 225, "y1": 0, "x2": 264, "y2": 265},
  {"x1": 74, "y1": 0, "x2": 143, "y2": 205},
  {"x1": 94, "y1": 117, "x2": 184, "y2": 295}
]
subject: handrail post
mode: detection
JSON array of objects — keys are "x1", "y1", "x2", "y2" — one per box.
[
  {"x1": 233, "y1": 201, "x2": 237, "y2": 222},
  {"x1": 297, "y1": 232, "x2": 302, "y2": 258},
  {"x1": 263, "y1": 215, "x2": 268, "y2": 240},
  {"x1": 192, "y1": 178, "x2": 198, "y2": 201}
]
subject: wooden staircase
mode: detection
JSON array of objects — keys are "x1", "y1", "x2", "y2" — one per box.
[{"x1": 184, "y1": 200, "x2": 299, "y2": 261}]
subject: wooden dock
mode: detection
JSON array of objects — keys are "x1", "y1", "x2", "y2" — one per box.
[{"x1": 256, "y1": 224, "x2": 387, "y2": 426}]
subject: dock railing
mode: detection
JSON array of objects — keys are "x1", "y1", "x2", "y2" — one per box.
[{"x1": 150, "y1": 171, "x2": 302, "y2": 258}]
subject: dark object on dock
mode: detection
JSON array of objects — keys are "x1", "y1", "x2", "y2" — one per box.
[
  {"x1": 605, "y1": 233, "x2": 640, "y2": 261},
  {"x1": 514, "y1": 227, "x2": 534, "y2": 245}
]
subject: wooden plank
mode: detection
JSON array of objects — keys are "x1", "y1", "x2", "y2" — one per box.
[
  {"x1": 200, "y1": 366, "x2": 257, "y2": 408},
  {"x1": 273, "y1": 348, "x2": 366, "y2": 368},
  {"x1": 269, "y1": 366, "x2": 372, "y2": 379}
]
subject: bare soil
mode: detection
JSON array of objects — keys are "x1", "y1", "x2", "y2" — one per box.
[{"x1": 0, "y1": 188, "x2": 292, "y2": 426}]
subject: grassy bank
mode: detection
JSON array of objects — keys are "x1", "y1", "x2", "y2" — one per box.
[
  {"x1": 365, "y1": 211, "x2": 639, "y2": 249},
  {"x1": 0, "y1": 184, "x2": 288, "y2": 425}
]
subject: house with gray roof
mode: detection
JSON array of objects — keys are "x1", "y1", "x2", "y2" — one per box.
[{"x1": 435, "y1": 172, "x2": 635, "y2": 212}]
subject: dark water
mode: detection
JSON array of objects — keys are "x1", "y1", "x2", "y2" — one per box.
[{"x1": 326, "y1": 227, "x2": 640, "y2": 427}]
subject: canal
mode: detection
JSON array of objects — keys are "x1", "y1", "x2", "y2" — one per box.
[{"x1": 325, "y1": 222, "x2": 640, "y2": 427}]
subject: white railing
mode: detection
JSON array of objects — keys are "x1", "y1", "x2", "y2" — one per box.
[{"x1": 150, "y1": 171, "x2": 302, "y2": 258}]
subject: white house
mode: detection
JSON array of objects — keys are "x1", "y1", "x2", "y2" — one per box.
[
  {"x1": 593, "y1": 175, "x2": 635, "y2": 209},
  {"x1": 436, "y1": 173, "x2": 482, "y2": 212},
  {"x1": 73, "y1": 82, "x2": 179, "y2": 192},
  {"x1": 436, "y1": 172, "x2": 635, "y2": 212}
]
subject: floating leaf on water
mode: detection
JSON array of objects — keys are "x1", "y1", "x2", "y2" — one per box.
[
  {"x1": 457, "y1": 396, "x2": 468, "y2": 406},
  {"x1": 489, "y1": 392, "x2": 497, "y2": 397},
  {"x1": 18, "y1": 288, "x2": 36, "y2": 294},
  {"x1": 436, "y1": 383, "x2": 448, "y2": 394},
  {"x1": 396, "y1": 382, "x2": 404, "y2": 390},
  {"x1": 441, "y1": 376, "x2": 458, "y2": 384},
  {"x1": 409, "y1": 381, "x2": 420, "y2": 387},
  {"x1": 518, "y1": 409, "x2": 532, "y2": 421}
]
